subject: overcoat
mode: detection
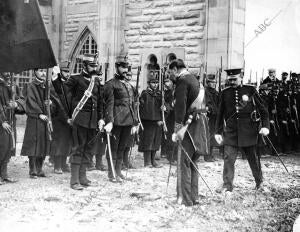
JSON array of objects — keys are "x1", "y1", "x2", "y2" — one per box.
[
  {"x1": 21, "y1": 79, "x2": 50, "y2": 157},
  {"x1": 138, "y1": 88, "x2": 162, "y2": 151}
]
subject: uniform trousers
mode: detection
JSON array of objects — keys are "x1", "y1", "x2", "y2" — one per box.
[
  {"x1": 223, "y1": 145, "x2": 262, "y2": 190},
  {"x1": 70, "y1": 124, "x2": 96, "y2": 165},
  {"x1": 0, "y1": 128, "x2": 12, "y2": 179}
]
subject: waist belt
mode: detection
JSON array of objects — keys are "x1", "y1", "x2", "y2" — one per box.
[{"x1": 114, "y1": 98, "x2": 132, "y2": 105}]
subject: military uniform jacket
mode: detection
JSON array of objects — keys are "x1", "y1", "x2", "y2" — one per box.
[
  {"x1": 174, "y1": 71, "x2": 200, "y2": 125},
  {"x1": 63, "y1": 72, "x2": 103, "y2": 129},
  {"x1": 104, "y1": 74, "x2": 137, "y2": 126},
  {"x1": 215, "y1": 84, "x2": 270, "y2": 147}
]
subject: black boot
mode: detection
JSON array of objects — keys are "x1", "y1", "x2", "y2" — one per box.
[
  {"x1": 29, "y1": 157, "x2": 37, "y2": 179},
  {"x1": 151, "y1": 151, "x2": 162, "y2": 168},
  {"x1": 79, "y1": 164, "x2": 92, "y2": 186},
  {"x1": 123, "y1": 147, "x2": 134, "y2": 169},
  {"x1": 54, "y1": 156, "x2": 63, "y2": 174},
  {"x1": 96, "y1": 154, "x2": 107, "y2": 171},
  {"x1": 144, "y1": 152, "x2": 151, "y2": 167},
  {"x1": 70, "y1": 164, "x2": 83, "y2": 190},
  {"x1": 1, "y1": 162, "x2": 17, "y2": 183},
  {"x1": 116, "y1": 158, "x2": 125, "y2": 180},
  {"x1": 36, "y1": 157, "x2": 46, "y2": 177},
  {"x1": 61, "y1": 156, "x2": 70, "y2": 172}
]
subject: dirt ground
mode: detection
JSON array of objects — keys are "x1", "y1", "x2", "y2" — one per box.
[
  {"x1": 0, "y1": 152, "x2": 299, "y2": 231},
  {"x1": 0, "y1": 126, "x2": 299, "y2": 232}
]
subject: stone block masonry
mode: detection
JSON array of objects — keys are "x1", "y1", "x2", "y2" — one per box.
[{"x1": 125, "y1": 0, "x2": 207, "y2": 72}]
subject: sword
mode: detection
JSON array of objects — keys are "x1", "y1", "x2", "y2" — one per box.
[
  {"x1": 264, "y1": 135, "x2": 289, "y2": 173},
  {"x1": 178, "y1": 141, "x2": 214, "y2": 195},
  {"x1": 106, "y1": 132, "x2": 117, "y2": 180}
]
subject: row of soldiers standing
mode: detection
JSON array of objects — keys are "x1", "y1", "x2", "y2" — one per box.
[
  {"x1": 0, "y1": 54, "x2": 224, "y2": 188},
  {"x1": 258, "y1": 69, "x2": 300, "y2": 156}
]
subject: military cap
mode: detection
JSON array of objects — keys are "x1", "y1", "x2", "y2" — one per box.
[
  {"x1": 224, "y1": 68, "x2": 242, "y2": 79},
  {"x1": 147, "y1": 71, "x2": 159, "y2": 83},
  {"x1": 59, "y1": 60, "x2": 70, "y2": 72},
  {"x1": 281, "y1": 72, "x2": 288, "y2": 76},
  {"x1": 82, "y1": 53, "x2": 97, "y2": 67},
  {"x1": 206, "y1": 74, "x2": 217, "y2": 83},
  {"x1": 115, "y1": 53, "x2": 129, "y2": 66},
  {"x1": 291, "y1": 72, "x2": 298, "y2": 78}
]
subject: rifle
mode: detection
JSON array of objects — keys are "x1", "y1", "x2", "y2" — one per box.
[
  {"x1": 9, "y1": 73, "x2": 16, "y2": 150},
  {"x1": 287, "y1": 95, "x2": 298, "y2": 135},
  {"x1": 219, "y1": 56, "x2": 222, "y2": 92},
  {"x1": 261, "y1": 68, "x2": 264, "y2": 84},
  {"x1": 293, "y1": 98, "x2": 299, "y2": 128},
  {"x1": 136, "y1": 65, "x2": 144, "y2": 130},
  {"x1": 45, "y1": 69, "x2": 53, "y2": 141},
  {"x1": 272, "y1": 95, "x2": 280, "y2": 136},
  {"x1": 104, "y1": 48, "x2": 109, "y2": 82},
  {"x1": 160, "y1": 67, "x2": 168, "y2": 139}
]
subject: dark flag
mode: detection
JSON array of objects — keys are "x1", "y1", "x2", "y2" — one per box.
[{"x1": 0, "y1": 0, "x2": 56, "y2": 72}]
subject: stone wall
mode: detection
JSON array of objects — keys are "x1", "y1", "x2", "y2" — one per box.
[{"x1": 125, "y1": 0, "x2": 207, "y2": 72}]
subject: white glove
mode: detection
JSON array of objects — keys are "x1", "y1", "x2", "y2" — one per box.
[
  {"x1": 104, "y1": 122, "x2": 113, "y2": 133},
  {"x1": 172, "y1": 133, "x2": 178, "y2": 142},
  {"x1": 52, "y1": 66, "x2": 60, "y2": 80},
  {"x1": 214, "y1": 134, "x2": 223, "y2": 145},
  {"x1": 259, "y1": 127, "x2": 270, "y2": 136},
  {"x1": 98, "y1": 119, "x2": 105, "y2": 131},
  {"x1": 131, "y1": 125, "x2": 138, "y2": 135}
]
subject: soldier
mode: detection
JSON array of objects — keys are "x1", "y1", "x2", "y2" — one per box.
[
  {"x1": 262, "y1": 68, "x2": 280, "y2": 85},
  {"x1": 169, "y1": 59, "x2": 210, "y2": 206},
  {"x1": 281, "y1": 72, "x2": 289, "y2": 88},
  {"x1": 257, "y1": 84, "x2": 272, "y2": 156},
  {"x1": 103, "y1": 54, "x2": 138, "y2": 182},
  {"x1": 205, "y1": 74, "x2": 221, "y2": 162},
  {"x1": 277, "y1": 84, "x2": 298, "y2": 154},
  {"x1": 122, "y1": 68, "x2": 138, "y2": 170},
  {"x1": 50, "y1": 61, "x2": 72, "y2": 174},
  {"x1": 20, "y1": 69, "x2": 52, "y2": 179},
  {"x1": 160, "y1": 76, "x2": 176, "y2": 164},
  {"x1": 138, "y1": 73, "x2": 163, "y2": 168},
  {"x1": 53, "y1": 54, "x2": 105, "y2": 190},
  {"x1": 0, "y1": 73, "x2": 25, "y2": 184},
  {"x1": 267, "y1": 84, "x2": 281, "y2": 155},
  {"x1": 215, "y1": 68, "x2": 270, "y2": 192}
]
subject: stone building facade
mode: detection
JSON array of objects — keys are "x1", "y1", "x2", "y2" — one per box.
[{"x1": 16, "y1": 0, "x2": 246, "y2": 91}]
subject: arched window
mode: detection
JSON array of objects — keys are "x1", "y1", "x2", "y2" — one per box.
[{"x1": 72, "y1": 34, "x2": 98, "y2": 74}]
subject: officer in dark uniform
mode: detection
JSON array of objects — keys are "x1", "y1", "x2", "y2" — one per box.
[
  {"x1": 262, "y1": 68, "x2": 280, "y2": 85},
  {"x1": 103, "y1": 54, "x2": 138, "y2": 182},
  {"x1": 169, "y1": 59, "x2": 210, "y2": 206},
  {"x1": 205, "y1": 74, "x2": 221, "y2": 162},
  {"x1": 53, "y1": 54, "x2": 105, "y2": 190},
  {"x1": 215, "y1": 68, "x2": 270, "y2": 192}
]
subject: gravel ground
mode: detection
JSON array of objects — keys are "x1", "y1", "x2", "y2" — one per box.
[{"x1": 0, "y1": 144, "x2": 299, "y2": 232}]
